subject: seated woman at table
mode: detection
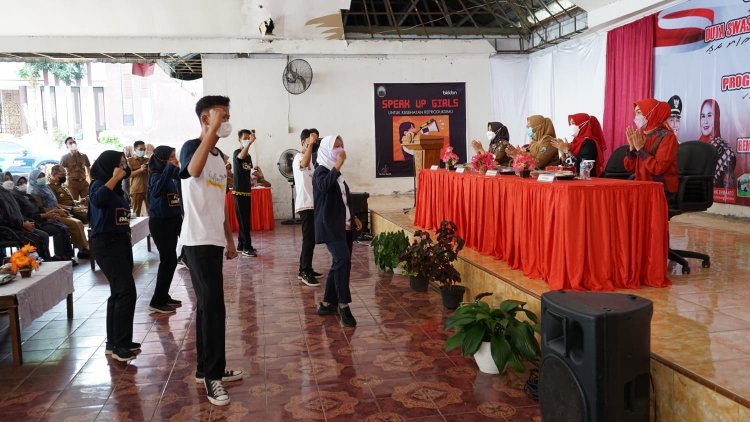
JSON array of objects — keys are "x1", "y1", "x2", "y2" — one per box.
[
  {"x1": 506, "y1": 115, "x2": 560, "y2": 168},
  {"x1": 551, "y1": 113, "x2": 607, "y2": 176},
  {"x1": 15, "y1": 177, "x2": 27, "y2": 192},
  {"x1": 624, "y1": 98, "x2": 678, "y2": 202},
  {"x1": 471, "y1": 121, "x2": 511, "y2": 166},
  {"x1": 147, "y1": 146, "x2": 183, "y2": 314},
  {"x1": 0, "y1": 183, "x2": 52, "y2": 261}
]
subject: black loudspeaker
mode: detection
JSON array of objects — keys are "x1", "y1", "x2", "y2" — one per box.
[
  {"x1": 349, "y1": 192, "x2": 370, "y2": 233},
  {"x1": 539, "y1": 291, "x2": 652, "y2": 422}
]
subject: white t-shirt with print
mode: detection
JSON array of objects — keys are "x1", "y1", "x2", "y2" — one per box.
[
  {"x1": 180, "y1": 141, "x2": 228, "y2": 247},
  {"x1": 292, "y1": 152, "x2": 315, "y2": 213}
]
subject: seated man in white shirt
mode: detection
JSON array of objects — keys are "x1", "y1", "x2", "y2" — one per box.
[{"x1": 293, "y1": 129, "x2": 322, "y2": 287}]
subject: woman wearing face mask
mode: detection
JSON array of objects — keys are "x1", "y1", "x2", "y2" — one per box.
[
  {"x1": 506, "y1": 115, "x2": 560, "y2": 169},
  {"x1": 471, "y1": 122, "x2": 511, "y2": 166},
  {"x1": 16, "y1": 177, "x2": 27, "y2": 192},
  {"x1": 551, "y1": 114, "x2": 607, "y2": 176},
  {"x1": 698, "y1": 99, "x2": 735, "y2": 188},
  {"x1": 624, "y1": 99, "x2": 678, "y2": 201},
  {"x1": 89, "y1": 151, "x2": 140, "y2": 362},
  {"x1": 147, "y1": 146, "x2": 183, "y2": 314},
  {"x1": 313, "y1": 135, "x2": 363, "y2": 328},
  {"x1": 27, "y1": 169, "x2": 90, "y2": 259}
]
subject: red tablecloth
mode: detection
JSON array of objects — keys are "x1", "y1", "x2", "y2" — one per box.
[
  {"x1": 414, "y1": 170, "x2": 671, "y2": 291},
  {"x1": 226, "y1": 187, "x2": 275, "y2": 231}
]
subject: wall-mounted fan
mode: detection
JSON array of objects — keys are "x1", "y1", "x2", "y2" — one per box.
[{"x1": 282, "y1": 59, "x2": 313, "y2": 95}]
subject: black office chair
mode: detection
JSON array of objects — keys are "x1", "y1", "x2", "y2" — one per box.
[
  {"x1": 668, "y1": 141, "x2": 718, "y2": 274},
  {"x1": 601, "y1": 145, "x2": 634, "y2": 179}
]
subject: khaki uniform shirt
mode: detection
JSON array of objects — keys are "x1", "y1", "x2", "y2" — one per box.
[
  {"x1": 127, "y1": 156, "x2": 149, "y2": 194},
  {"x1": 60, "y1": 152, "x2": 91, "y2": 181},
  {"x1": 49, "y1": 179, "x2": 78, "y2": 207}
]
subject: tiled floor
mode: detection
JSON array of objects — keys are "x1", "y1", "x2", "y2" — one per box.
[{"x1": 0, "y1": 204, "x2": 540, "y2": 421}]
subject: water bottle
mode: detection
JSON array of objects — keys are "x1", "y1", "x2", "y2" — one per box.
[{"x1": 580, "y1": 160, "x2": 595, "y2": 180}]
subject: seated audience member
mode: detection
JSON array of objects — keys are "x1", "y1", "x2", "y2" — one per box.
[
  {"x1": 471, "y1": 122, "x2": 511, "y2": 166},
  {"x1": 4, "y1": 180, "x2": 76, "y2": 262},
  {"x1": 624, "y1": 98, "x2": 678, "y2": 202},
  {"x1": 27, "y1": 169, "x2": 90, "y2": 259},
  {"x1": 16, "y1": 177, "x2": 28, "y2": 192},
  {"x1": 507, "y1": 115, "x2": 560, "y2": 168},
  {"x1": 3, "y1": 172, "x2": 12, "y2": 182},
  {"x1": 252, "y1": 166, "x2": 271, "y2": 188},
  {"x1": 0, "y1": 184, "x2": 52, "y2": 260},
  {"x1": 552, "y1": 113, "x2": 607, "y2": 176},
  {"x1": 48, "y1": 164, "x2": 89, "y2": 223}
]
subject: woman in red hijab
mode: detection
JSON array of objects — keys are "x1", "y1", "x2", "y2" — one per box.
[
  {"x1": 552, "y1": 113, "x2": 607, "y2": 176},
  {"x1": 624, "y1": 99, "x2": 679, "y2": 200},
  {"x1": 698, "y1": 99, "x2": 735, "y2": 188}
]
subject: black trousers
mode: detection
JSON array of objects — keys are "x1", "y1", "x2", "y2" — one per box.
[
  {"x1": 323, "y1": 230, "x2": 354, "y2": 306},
  {"x1": 39, "y1": 221, "x2": 74, "y2": 259},
  {"x1": 149, "y1": 216, "x2": 182, "y2": 306},
  {"x1": 93, "y1": 232, "x2": 135, "y2": 348},
  {"x1": 298, "y1": 209, "x2": 315, "y2": 274},
  {"x1": 183, "y1": 245, "x2": 226, "y2": 379},
  {"x1": 234, "y1": 195, "x2": 253, "y2": 251}
]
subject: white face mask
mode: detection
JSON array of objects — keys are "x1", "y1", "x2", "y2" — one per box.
[
  {"x1": 17, "y1": 184, "x2": 26, "y2": 191},
  {"x1": 241, "y1": 139, "x2": 250, "y2": 148},
  {"x1": 2, "y1": 181, "x2": 14, "y2": 190},
  {"x1": 486, "y1": 131, "x2": 496, "y2": 142},
  {"x1": 69, "y1": 144, "x2": 78, "y2": 152},
  {"x1": 568, "y1": 124, "x2": 580, "y2": 137},
  {"x1": 633, "y1": 115, "x2": 647, "y2": 129},
  {"x1": 217, "y1": 122, "x2": 233, "y2": 138},
  {"x1": 135, "y1": 150, "x2": 146, "y2": 158}
]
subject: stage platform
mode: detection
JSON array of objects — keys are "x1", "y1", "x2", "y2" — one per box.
[{"x1": 368, "y1": 194, "x2": 750, "y2": 422}]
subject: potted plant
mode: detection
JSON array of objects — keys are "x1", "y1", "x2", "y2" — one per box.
[
  {"x1": 470, "y1": 151, "x2": 495, "y2": 173},
  {"x1": 512, "y1": 152, "x2": 536, "y2": 178},
  {"x1": 441, "y1": 146, "x2": 459, "y2": 170},
  {"x1": 445, "y1": 293, "x2": 540, "y2": 374},
  {"x1": 11, "y1": 244, "x2": 40, "y2": 278},
  {"x1": 400, "y1": 230, "x2": 435, "y2": 292},
  {"x1": 426, "y1": 220, "x2": 465, "y2": 309},
  {"x1": 371, "y1": 231, "x2": 409, "y2": 273}
]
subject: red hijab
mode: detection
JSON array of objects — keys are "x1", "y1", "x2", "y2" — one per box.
[
  {"x1": 634, "y1": 99, "x2": 672, "y2": 133},
  {"x1": 568, "y1": 113, "x2": 606, "y2": 174},
  {"x1": 698, "y1": 99, "x2": 721, "y2": 142}
]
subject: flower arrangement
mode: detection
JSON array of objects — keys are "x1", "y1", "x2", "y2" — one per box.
[
  {"x1": 512, "y1": 152, "x2": 536, "y2": 172},
  {"x1": 470, "y1": 151, "x2": 495, "y2": 172},
  {"x1": 11, "y1": 244, "x2": 40, "y2": 275},
  {"x1": 441, "y1": 146, "x2": 459, "y2": 168}
]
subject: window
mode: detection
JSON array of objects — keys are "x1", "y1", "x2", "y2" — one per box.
[
  {"x1": 49, "y1": 86, "x2": 58, "y2": 129},
  {"x1": 40, "y1": 87, "x2": 46, "y2": 131},
  {"x1": 93, "y1": 87, "x2": 106, "y2": 131},
  {"x1": 122, "y1": 73, "x2": 134, "y2": 126},
  {"x1": 71, "y1": 87, "x2": 82, "y2": 139}
]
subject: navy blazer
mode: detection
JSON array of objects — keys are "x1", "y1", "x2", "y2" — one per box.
[{"x1": 313, "y1": 165, "x2": 354, "y2": 244}]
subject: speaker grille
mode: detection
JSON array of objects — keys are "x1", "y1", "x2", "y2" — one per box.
[{"x1": 540, "y1": 355, "x2": 585, "y2": 422}]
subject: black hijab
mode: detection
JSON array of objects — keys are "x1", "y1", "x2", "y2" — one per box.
[
  {"x1": 149, "y1": 146, "x2": 175, "y2": 174},
  {"x1": 488, "y1": 122, "x2": 510, "y2": 145},
  {"x1": 90, "y1": 150, "x2": 129, "y2": 195}
]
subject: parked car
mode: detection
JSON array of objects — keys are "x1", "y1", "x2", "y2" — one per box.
[
  {"x1": 6, "y1": 156, "x2": 60, "y2": 180},
  {"x1": 0, "y1": 140, "x2": 28, "y2": 172}
]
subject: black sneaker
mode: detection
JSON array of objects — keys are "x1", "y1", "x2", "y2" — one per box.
[
  {"x1": 77, "y1": 249, "x2": 90, "y2": 259},
  {"x1": 148, "y1": 304, "x2": 177, "y2": 314},
  {"x1": 205, "y1": 379, "x2": 230, "y2": 406},
  {"x1": 317, "y1": 302, "x2": 338, "y2": 316},
  {"x1": 242, "y1": 248, "x2": 258, "y2": 257},
  {"x1": 176, "y1": 257, "x2": 189, "y2": 269},
  {"x1": 105, "y1": 342, "x2": 141, "y2": 355},
  {"x1": 311, "y1": 270, "x2": 323, "y2": 277},
  {"x1": 338, "y1": 306, "x2": 357, "y2": 327},
  {"x1": 166, "y1": 297, "x2": 183, "y2": 307},
  {"x1": 299, "y1": 272, "x2": 320, "y2": 287},
  {"x1": 111, "y1": 347, "x2": 136, "y2": 362},
  {"x1": 195, "y1": 369, "x2": 244, "y2": 383}
]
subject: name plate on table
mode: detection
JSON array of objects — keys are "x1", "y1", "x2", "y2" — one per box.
[
  {"x1": 456, "y1": 167, "x2": 466, "y2": 173},
  {"x1": 430, "y1": 165, "x2": 439, "y2": 171},
  {"x1": 485, "y1": 170, "x2": 498, "y2": 177},
  {"x1": 537, "y1": 174, "x2": 556, "y2": 183}
]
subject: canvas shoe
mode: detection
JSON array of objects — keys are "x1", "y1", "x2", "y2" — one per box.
[
  {"x1": 205, "y1": 379, "x2": 230, "y2": 406},
  {"x1": 298, "y1": 272, "x2": 320, "y2": 287},
  {"x1": 338, "y1": 306, "x2": 357, "y2": 327},
  {"x1": 317, "y1": 302, "x2": 338, "y2": 316},
  {"x1": 148, "y1": 304, "x2": 177, "y2": 314},
  {"x1": 110, "y1": 347, "x2": 136, "y2": 362},
  {"x1": 105, "y1": 342, "x2": 141, "y2": 355},
  {"x1": 195, "y1": 369, "x2": 244, "y2": 383}
]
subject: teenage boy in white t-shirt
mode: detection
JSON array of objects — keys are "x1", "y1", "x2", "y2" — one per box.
[
  {"x1": 293, "y1": 129, "x2": 322, "y2": 287},
  {"x1": 179, "y1": 95, "x2": 242, "y2": 406}
]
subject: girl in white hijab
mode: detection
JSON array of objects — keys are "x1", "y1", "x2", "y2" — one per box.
[{"x1": 313, "y1": 135, "x2": 362, "y2": 327}]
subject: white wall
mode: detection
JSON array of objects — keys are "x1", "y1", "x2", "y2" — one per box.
[{"x1": 202, "y1": 53, "x2": 492, "y2": 218}]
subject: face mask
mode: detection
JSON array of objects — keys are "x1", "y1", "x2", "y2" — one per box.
[
  {"x1": 69, "y1": 144, "x2": 78, "y2": 152},
  {"x1": 527, "y1": 128, "x2": 534, "y2": 138},
  {"x1": 633, "y1": 115, "x2": 647, "y2": 129},
  {"x1": 2, "y1": 181, "x2": 14, "y2": 190},
  {"x1": 568, "y1": 124, "x2": 580, "y2": 137},
  {"x1": 486, "y1": 131, "x2": 496, "y2": 142},
  {"x1": 17, "y1": 184, "x2": 26, "y2": 191},
  {"x1": 217, "y1": 122, "x2": 233, "y2": 138},
  {"x1": 36, "y1": 178, "x2": 46, "y2": 186},
  {"x1": 241, "y1": 139, "x2": 250, "y2": 148},
  {"x1": 58, "y1": 175, "x2": 67, "y2": 184},
  {"x1": 135, "y1": 150, "x2": 146, "y2": 158},
  {"x1": 331, "y1": 147, "x2": 345, "y2": 161}
]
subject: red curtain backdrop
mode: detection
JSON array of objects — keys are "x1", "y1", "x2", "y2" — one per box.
[{"x1": 602, "y1": 14, "x2": 656, "y2": 162}]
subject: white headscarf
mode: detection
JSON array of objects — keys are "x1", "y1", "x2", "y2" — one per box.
[{"x1": 317, "y1": 135, "x2": 351, "y2": 228}]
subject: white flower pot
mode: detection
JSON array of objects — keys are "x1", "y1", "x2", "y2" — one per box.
[
  {"x1": 393, "y1": 266, "x2": 403, "y2": 275},
  {"x1": 474, "y1": 341, "x2": 500, "y2": 374}
]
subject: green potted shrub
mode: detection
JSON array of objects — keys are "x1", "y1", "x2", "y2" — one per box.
[
  {"x1": 445, "y1": 293, "x2": 540, "y2": 374},
  {"x1": 426, "y1": 220, "x2": 465, "y2": 309},
  {"x1": 371, "y1": 231, "x2": 410, "y2": 273},
  {"x1": 400, "y1": 230, "x2": 435, "y2": 292}
]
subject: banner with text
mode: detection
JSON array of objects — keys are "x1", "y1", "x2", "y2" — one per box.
[
  {"x1": 655, "y1": 0, "x2": 750, "y2": 205},
  {"x1": 373, "y1": 83, "x2": 466, "y2": 178}
]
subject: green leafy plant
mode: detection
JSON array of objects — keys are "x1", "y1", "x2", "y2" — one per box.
[
  {"x1": 18, "y1": 62, "x2": 86, "y2": 85},
  {"x1": 400, "y1": 230, "x2": 435, "y2": 279},
  {"x1": 427, "y1": 220, "x2": 464, "y2": 289},
  {"x1": 445, "y1": 293, "x2": 540, "y2": 374},
  {"x1": 98, "y1": 130, "x2": 123, "y2": 149},
  {"x1": 371, "y1": 230, "x2": 410, "y2": 271}
]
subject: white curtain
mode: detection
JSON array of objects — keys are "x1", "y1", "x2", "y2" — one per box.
[{"x1": 490, "y1": 32, "x2": 607, "y2": 145}]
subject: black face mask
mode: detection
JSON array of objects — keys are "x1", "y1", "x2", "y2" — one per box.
[{"x1": 58, "y1": 175, "x2": 67, "y2": 184}]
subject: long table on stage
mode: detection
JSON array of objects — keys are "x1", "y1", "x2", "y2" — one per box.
[{"x1": 414, "y1": 170, "x2": 671, "y2": 291}]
